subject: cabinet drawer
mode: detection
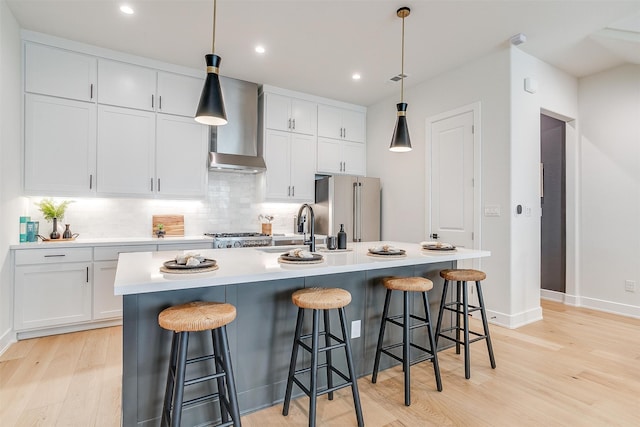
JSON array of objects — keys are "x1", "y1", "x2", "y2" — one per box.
[
  {"x1": 94, "y1": 245, "x2": 157, "y2": 261},
  {"x1": 15, "y1": 247, "x2": 92, "y2": 265}
]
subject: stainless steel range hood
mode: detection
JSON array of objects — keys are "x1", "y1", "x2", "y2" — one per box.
[{"x1": 209, "y1": 76, "x2": 266, "y2": 173}]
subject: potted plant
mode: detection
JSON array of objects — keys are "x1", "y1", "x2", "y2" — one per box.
[
  {"x1": 35, "y1": 198, "x2": 73, "y2": 239},
  {"x1": 156, "y1": 223, "x2": 166, "y2": 238}
]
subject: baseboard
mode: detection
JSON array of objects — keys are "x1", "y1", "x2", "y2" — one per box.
[
  {"x1": 16, "y1": 319, "x2": 122, "y2": 340},
  {"x1": 540, "y1": 289, "x2": 565, "y2": 302},
  {"x1": 484, "y1": 306, "x2": 543, "y2": 329},
  {"x1": 0, "y1": 327, "x2": 16, "y2": 357},
  {"x1": 577, "y1": 296, "x2": 640, "y2": 319}
]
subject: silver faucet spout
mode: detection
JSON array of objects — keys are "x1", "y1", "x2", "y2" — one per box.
[{"x1": 297, "y1": 203, "x2": 316, "y2": 252}]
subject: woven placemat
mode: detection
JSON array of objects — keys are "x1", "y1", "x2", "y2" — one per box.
[
  {"x1": 160, "y1": 265, "x2": 219, "y2": 274},
  {"x1": 278, "y1": 257, "x2": 325, "y2": 265},
  {"x1": 318, "y1": 248, "x2": 353, "y2": 253},
  {"x1": 421, "y1": 248, "x2": 457, "y2": 253},
  {"x1": 367, "y1": 252, "x2": 407, "y2": 258}
]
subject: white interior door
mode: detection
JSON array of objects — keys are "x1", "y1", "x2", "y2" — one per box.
[{"x1": 430, "y1": 109, "x2": 476, "y2": 267}]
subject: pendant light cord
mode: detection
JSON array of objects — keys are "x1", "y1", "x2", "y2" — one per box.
[
  {"x1": 211, "y1": 0, "x2": 217, "y2": 53},
  {"x1": 401, "y1": 13, "x2": 405, "y2": 103}
]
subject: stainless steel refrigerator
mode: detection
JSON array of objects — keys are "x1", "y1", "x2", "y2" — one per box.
[{"x1": 315, "y1": 175, "x2": 381, "y2": 242}]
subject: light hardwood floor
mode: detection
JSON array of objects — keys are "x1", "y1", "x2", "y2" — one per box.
[{"x1": 1, "y1": 300, "x2": 639, "y2": 426}]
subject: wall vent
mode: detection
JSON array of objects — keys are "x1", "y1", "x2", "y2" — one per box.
[{"x1": 389, "y1": 73, "x2": 408, "y2": 82}]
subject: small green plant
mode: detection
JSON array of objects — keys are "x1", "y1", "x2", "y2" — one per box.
[
  {"x1": 35, "y1": 198, "x2": 73, "y2": 222},
  {"x1": 157, "y1": 223, "x2": 164, "y2": 231}
]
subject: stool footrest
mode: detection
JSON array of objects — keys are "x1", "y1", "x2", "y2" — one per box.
[
  {"x1": 183, "y1": 370, "x2": 226, "y2": 387},
  {"x1": 443, "y1": 303, "x2": 483, "y2": 314}
]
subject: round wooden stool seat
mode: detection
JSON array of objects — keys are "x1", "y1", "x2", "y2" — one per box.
[
  {"x1": 292, "y1": 287, "x2": 352, "y2": 310},
  {"x1": 440, "y1": 269, "x2": 486, "y2": 282},
  {"x1": 158, "y1": 301, "x2": 236, "y2": 332},
  {"x1": 383, "y1": 276, "x2": 433, "y2": 292}
]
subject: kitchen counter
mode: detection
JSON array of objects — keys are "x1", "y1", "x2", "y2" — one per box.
[
  {"x1": 114, "y1": 241, "x2": 489, "y2": 295},
  {"x1": 10, "y1": 235, "x2": 213, "y2": 250},
  {"x1": 118, "y1": 241, "x2": 489, "y2": 426}
]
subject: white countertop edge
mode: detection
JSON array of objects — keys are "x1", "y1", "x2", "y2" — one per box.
[
  {"x1": 114, "y1": 242, "x2": 490, "y2": 296},
  {"x1": 10, "y1": 235, "x2": 214, "y2": 250}
]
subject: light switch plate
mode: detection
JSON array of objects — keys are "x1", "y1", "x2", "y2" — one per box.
[
  {"x1": 351, "y1": 320, "x2": 361, "y2": 339},
  {"x1": 484, "y1": 205, "x2": 501, "y2": 217}
]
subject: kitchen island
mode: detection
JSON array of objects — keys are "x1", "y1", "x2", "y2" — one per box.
[{"x1": 115, "y1": 242, "x2": 489, "y2": 426}]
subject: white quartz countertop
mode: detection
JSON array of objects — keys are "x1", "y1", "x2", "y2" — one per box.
[
  {"x1": 10, "y1": 235, "x2": 213, "y2": 250},
  {"x1": 114, "y1": 241, "x2": 490, "y2": 296}
]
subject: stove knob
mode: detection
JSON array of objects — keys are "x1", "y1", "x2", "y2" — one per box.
[
  {"x1": 233, "y1": 241, "x2": 242, "y2": 248},
  {"x1": 216, "y1": 242, "x2": 225, "y2": 249}
]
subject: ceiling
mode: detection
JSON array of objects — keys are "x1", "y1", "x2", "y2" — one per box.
[{"x1": 6, "y1": 0, "x2": 640, "y2": 106}]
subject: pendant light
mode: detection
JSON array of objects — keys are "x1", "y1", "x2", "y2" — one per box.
[
  {"x1": 389, "y1": 7, "x2": 412, "y2": 152},
  {"x1": 195, "y1": 0, "x2": 227, "y2": 126}
]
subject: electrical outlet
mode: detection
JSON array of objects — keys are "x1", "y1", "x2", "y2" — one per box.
[
  {"x1": 351, "y1": 320, "x2": 361, "y2": 339},
  {"x1": 625, "y1": 280, "x2": 636, "y2": 293}
]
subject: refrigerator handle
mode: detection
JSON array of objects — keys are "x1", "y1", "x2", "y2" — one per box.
[{"x1": 353, "y1": 182, "x2": 359, "y2": 241}]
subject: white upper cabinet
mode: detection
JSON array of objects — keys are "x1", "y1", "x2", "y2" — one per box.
[
  {"x1": 264, "y1": 129, "x2": 315, "y2": 202},
  {"x1": 24, "y1": 94, "x2": 96, "y2": 195},
  {"x1": 157, "y1": 72, "x2": 203, "y2": 117},
  {"x1": 25, "y1": 43, "x2": 96, "y2": 102},
  {"x1": 265, "y1": 93, "x2": 316, "y2": 135},
  {"x1": 155, "y1": 114, "x2": 208, "y2": 198},
  {"x1": 317, "y1": 137, "x2": 366, "y2": 176},
  {"x1": 97, "y1": 105, "x2": 156, "y2": 195},
  {"x1": 318, "y1": 104, "x2": 366, "y2": 143},
  {"x1": 97, "y1": 59, "x2": 157, "y2": 111}
]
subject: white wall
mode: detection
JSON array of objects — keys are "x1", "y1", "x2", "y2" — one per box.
[
  {"x1": 367, "y1": 49, "x2": 516, "y2": 325},
  {"x1": 578, "y1": 64, "x2": 640, "y2": 317},
  {"x1": 509, "y1": 47, "x2": 578, "y2": 325},
  {"x1": 0, "y1": 0, "x2": 23, "y2": 353}
]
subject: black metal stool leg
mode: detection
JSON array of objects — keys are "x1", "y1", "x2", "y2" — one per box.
[
  {"x1": 462, "y1": 281, "x2": 471, "y2": 379},
  {"x1": 435, "y1": 279, "x2": 449, "y2": 348},
  {"x1": 372, "y1": 289, "x2": 392, "y2": 383},
  {"x1": 161, "y1": 332, "x2": 179, "y2": 427},
  {"x1": 212, "y1": 329, "x2": 229, "y2": 425},
  {"x1": 216, "y1": 326, "x2": 241, "y2": 427},
  {"x1": 309, "y1": 309, "x2": 320, "y2": 427},
  {"x1": 402, "y1": 291, "x2": 411, "y2": 406},
  {"x1": 283, "y1": 308, "x2": 304, "y2": 416},
  {"x1": 476, "y1": 280, "x2": 496, "y2": 369},
  {"x1": 171, "y1": 331, "x2": 189, "y2": 427},
  {"x1": 323, "y1": 310, "x2": 334, "y2": 401},
  {"x1": 339, "y1": 307, "x2": 364, "y2": 427},
  {"x1": 456, "y1": 281, "x2": 462, "y2": 355},
  {"x1": 421, "y1": 291, "x2": 442, "y2": 392}
]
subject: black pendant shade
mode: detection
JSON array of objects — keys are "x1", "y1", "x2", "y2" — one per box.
[
  {"x1": 389, "y1": 102, "x2": 412, "y2": 152},
  {"x1": 195, "y1": 54, "x2": 227, "y2": 126}
]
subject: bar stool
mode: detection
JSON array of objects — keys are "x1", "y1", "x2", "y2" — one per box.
[
  {"x1": 159, "y1": 301, "x2": 241, "y2": 427},
  {"x1": 282, "y1": 287, "x2": 364, "y2": 427},
  {"x1": 435, "y1": 269, "x2": 496, "y2": 379},
  {"x1": 371, "y1": 277, "x2": 442, "y2": 406}
]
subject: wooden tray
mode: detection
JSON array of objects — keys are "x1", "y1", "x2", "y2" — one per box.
[{"x1": 152, "y1": 215, "x2": 184, "y2": 236}]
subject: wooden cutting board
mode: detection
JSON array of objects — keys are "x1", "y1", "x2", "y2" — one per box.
[{"x1": 152, "y1": 215, "x2": 184, "y2": 236}]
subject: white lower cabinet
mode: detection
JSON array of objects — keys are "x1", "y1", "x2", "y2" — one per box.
[{"x1": 14, "y1": 247, "x2": 93, "y2": 332}]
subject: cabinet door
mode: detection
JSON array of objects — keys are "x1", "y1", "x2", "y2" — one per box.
[
  {"x1": 289, "y1": 134, "x2": 316, "y2": 201},
  {"x1": 157, "y1": 72, "x2": 203, "y2": 117},
  {"x1": 342, "y1": 141, "x2": 366, "y2": 176},
  {"x1": 156, "y1": 114, "x2": 208, "y2": 198},
  {"x1": 93, "y1": 261, "x2": 122, "y2": 320},
  {"x1": 342, "y1": 109, "x2": 366, "y2": 143},
  {"x1": 15, "y1": 263, "x2": 92, "y2": 331},
  {"x1": 264, "y1": 129, "x2": 292, "y2": 199},
  {"x1": 290, "y1": 99, "x2": 317, "y2": 135},
  {"x1": 98, "y1": 59, "x2": 156, "y2": 111},
  {"x1": 97, "y1": 105, "x2": 155, "y2": 195},
  {"x1": 317, "y1": 104, "x2": 343, "y2": 139},
  {"x1": 264, "y1": 93, "x2": 291, "y2": 131},
  {"x1": 316, "y1": 137, "x2": 343, "y2": 174},
  {"x1": 24, "y1": 94, "x2": 96, "y2": 195},
  {"x1": 25, "y1": 43, "x2": 96, "y2": 102}
]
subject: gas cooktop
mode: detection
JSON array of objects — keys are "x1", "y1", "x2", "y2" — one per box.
[{"x1": 205, "y1": 232, "x2": 272, "y2": 248}]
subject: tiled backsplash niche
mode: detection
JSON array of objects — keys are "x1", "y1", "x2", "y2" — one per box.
[{"x1": 25, "y1": 172, "x2": 302, "y2": 238}]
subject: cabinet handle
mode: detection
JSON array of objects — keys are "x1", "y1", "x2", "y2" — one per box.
[
  {"x1": 288, "y1": 186, "x2": 291, "y2": 196},
  {"x1": 44, "y1": 254, "x2": 66, "y2": 258},
  {"x1": 151, "y1": 178, "x2": 154, "y2": 192},
  {"x1": 288, "y1": 118, "x2": 291, "y2": 130},
  {"x1": 292, "y1": 186, "x2": 295, "y2": 197},
  {"x1": 292, "y1": 118, "x2": 296, "y2": 130},
  {"x1": 343, "y1": 128, "x2": 346, "y2": 139},
  {"x1": 343, "y1": 161, "x2": 346, "y2": 172},
  {"x1": 90, "y1": 83, "x2": 94, "y2": 100},
  {"x1": 159, "y1": 95, "x2": 162, "y2": 110},
  {"x1": 86, "y1": 266, "x2": 89, "y2": 283},
  {"x1": 89, "y1": 174, "x2": 93, "y2": 190},
  {"x1": 157, "y1": 178, "x2": 161, "y2": 192},
  {"x1": 151, "y1": 94, "x2": 154, "y2": 109}
]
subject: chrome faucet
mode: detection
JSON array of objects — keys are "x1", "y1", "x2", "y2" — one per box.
[{"x1": 297, "y1": 203, "x2": 316, "y2": 252}]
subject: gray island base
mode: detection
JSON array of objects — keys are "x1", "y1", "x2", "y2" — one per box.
[{"x1": 115, "y1": 242, "x2": 490, "y2": 426}]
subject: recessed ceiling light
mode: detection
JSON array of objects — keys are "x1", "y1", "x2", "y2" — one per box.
[
  {"x1": 120, "y1": 5, "x2": 134, "y2": 15},
  {"x1": 255, "y1": 46, "x2": 266, "y2": 54},
  {"x1": 352, "y1": 73, "x2": 361, "y2": 80}
]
